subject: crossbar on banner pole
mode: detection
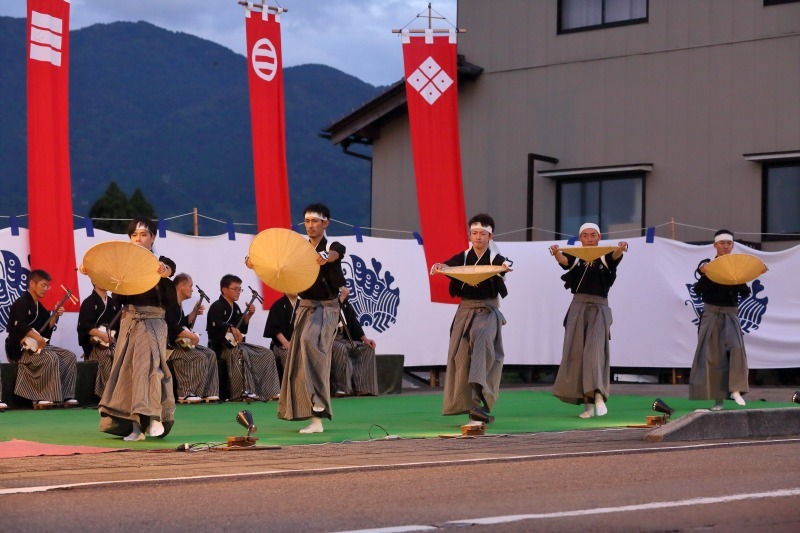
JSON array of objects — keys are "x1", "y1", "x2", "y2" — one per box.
[
  {"x1": 392, "y1": 2, "x2": 464, "y2": 33},
  {"x1": 237, "y1": 1, "x2": 287, "y2": 13}
]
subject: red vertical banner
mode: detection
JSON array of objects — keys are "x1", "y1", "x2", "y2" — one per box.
[
  {"x1": 402, "y1": 30, "x2": 466, "y2": 303},
  {"x1": 27, "y1": 0, "x2": 80, "y2": 311},
  {"x1": 245, "y1": 5, "x2": 291, "y2": 306}
]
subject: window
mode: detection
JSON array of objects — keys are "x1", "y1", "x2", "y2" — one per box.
[
  {"x1": 763, "y1": 163, "x2": 800, "y2": 239},
  {"x1": 559, "y1": 0, "x2": 648, "y2": 34},
  {"x1": 764, "y1": 1, "x2": 800, "y2": 6},
  {"x1": 557, "y1": 173, "x2": 644, "y2": 237}
]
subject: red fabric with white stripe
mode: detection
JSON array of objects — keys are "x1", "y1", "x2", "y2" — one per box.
[
  {"x1": 245, "y1": 6, "x2": 291, "y2": 306},
  {"x1": 27, "y1": 0, "x2": 79, "y2": 310},
  {"x1": 402, "y1": 31, "x2": 466, "y2": 303}
]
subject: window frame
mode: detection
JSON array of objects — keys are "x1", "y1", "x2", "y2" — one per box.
[
  {"x1": 557, "y1": 0, "x2": 649, "y2": 35},
  {"x1": 761, "y1": 161, "x2": 800, "y2": 242}
]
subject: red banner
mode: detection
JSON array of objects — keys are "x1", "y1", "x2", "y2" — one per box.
[
  {"x1": 402, "y1": 30, "x2": 466, "y2": 303},
  {"x1": 245, "y1": 6, "x2": 291, "y2": 306},
  {"x1": 27, "y1": 0, "x2": 80, "y2": 311}
]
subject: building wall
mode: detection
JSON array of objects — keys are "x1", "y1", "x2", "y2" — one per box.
[{"x1": 370, "y1": 0, "x2": 800, "y2": 248}]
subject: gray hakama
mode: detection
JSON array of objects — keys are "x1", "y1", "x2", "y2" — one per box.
[
  {"x1": 219, "y1": 343, "x2": 280, "y2": 400},
  {"x1": 99, "y1": 306, "x2": 175, "y2": 436},
  {"x1": 272, "y1": 345, "x2": 289, "y2": 374},
  {"x1": 278, "y1": 299, "x2": 338, "y2": 421},
  {"x1": 170, "y1": 344, "x2": 220, "y2": 399},
  {"x1": 553, "y1": 294, "x2": 612, "y2": 405},
  {"x1": 689, "y1": 304, "x2": 749, "y2": 401},
  {"x1": 331, "y1": 338, "x2": 379, "y2": 396},
  {"x1": 14, "y1": 345, "x2": 77, "y2": 402},
  {"x1": 442, "y1": 298, "x2": 506, "y2": 416},
  {"x1": 87, "y1": 345, "x2": 114, "y2": 397}
]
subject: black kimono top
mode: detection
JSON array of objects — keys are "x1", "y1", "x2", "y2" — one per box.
[
  {"x1": 113, "y1": 255, "x2": 177, "y2": 310},
  {"x1": 299, "y1": 237, "x2": 347, "y2": 301},
  {"x1": 263, "y1": 294, "x2": 298, "y2": 348},
  {"x1": 5, "y1": 292, "x2": 53, "y2": 362},
  {"x1": 338, "y1": 298, "x2": 366, "y2": 340},
  {"x1": 560, "y1": 251, "x2": 622, "y2": 298},
  {"x1": 693, "y1": 258, "x2": 750, "y2": 307},
  {"x1": 206, "y1": 295, "x2": 247, "y2": 353},
  {"x1": 77, "y1": 291, "x2": 122, "y2": 357},
  {"x1": 443, "y1": 248, "x2": 508, "y2": 300}
]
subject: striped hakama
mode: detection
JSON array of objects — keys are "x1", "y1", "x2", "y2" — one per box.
[
  {"x1": 219, "y1": 343, "x2": 279, "y2": 401},
  {"x1": 442, "y1": 298, "x2": 506, "y2": 416},
  {"x1": 14, "y1": 345, "x2": 77, "y2": 402},
  {"x1": 170, "y1": 344, "x2": 220, "y2": 399},
  {"x1": 278, "y1": 299, "x2": 339, "y2": 421},
  {"x1": 99, "y1": 306, "x2": 175, "y2": 436},
  {"x1": 331, "y1": 338, "x2": 379, "y2": 396},
  {"x1": 86, "y1": 345, "x2": 114, "y2": 397},
  {"x1": 689, "y1": 304, "x2": 749, "y2": 401},
  {"x1": 272, "y1": 345, "x2": 289, "y2": 376},
  {"x1": 553, "y1": 294, "x2": 612, "y2": 405}
]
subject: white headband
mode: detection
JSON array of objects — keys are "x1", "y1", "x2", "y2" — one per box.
[
  {"x1": 714, "y1": 233, "x2": 734, "y2": 243},
  {"x1": 579, "y1": 223, "x2": 600, "y2": 235},
  {"x1": 470, "y1": 222, "x2": 493, "y2": 234},
  {"x1": 134, "y1": 222, "x2": 153, "y2": 234},
  {"x1": 304, "y1": 212, "x2": 328, "y2": 221}
]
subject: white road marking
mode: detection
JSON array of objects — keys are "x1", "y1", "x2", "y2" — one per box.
[{"x1": 1, "y1": 437, "x2": 799, "y2": 496}]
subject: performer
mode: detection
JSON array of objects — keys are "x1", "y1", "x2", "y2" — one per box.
[
  {"x1": 689, "y1": 229, "x2": 765, "y2": 410},
  {"x1": 77, "y1": 283, "x2": 121, "y2": 397},
  {"x1": 206, "y1": 274, "x2": 280, "y2": 401},
  {"x1": 263, "y1": 292, "x2": 298, "y2": 380},
  {"x1": 166, "y1": 273, "x2": 220, "y2": 403},
  {"x1": 4, "y1": 270, "x2": 79, "y2": 408},
  {"x1": 432, "y1": 213, "x2": 511, "y2": 427},
  {"x1": 277, "y1": 203, "x2": 347, "y2": 434},
  {"x1": 94, "y1": 217, "x2": 176, "y2": 441},
  {"x1": 331, "y1": 293, "x2": 379, "y2": 397},
  {"x1": 550, "y1": 222, "x2": 627, "y2": 418}
]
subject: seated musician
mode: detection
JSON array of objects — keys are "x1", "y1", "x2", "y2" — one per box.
[
  {"x1": 77, "y1": 283, "x2": 122, "y2": 398},
  {"x1": 263, "y1": 292, "x2": 299, "y2": 380},
  {"x1": 4, "y1": 269, "x2": 79, "y2": 408},
  {"x1": 166, "y1": 273, "x2": 220, "y2": 403},
  {"x1": 331, "y1": 293, "x2": 378, "y2": 397},
  {"x1": 206, "y1": 274, "x2": 280, "y2": 401}
]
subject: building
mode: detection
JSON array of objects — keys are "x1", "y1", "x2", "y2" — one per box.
[{"x1": 325, "y1": 0, "x2": 800, "y2": 250}]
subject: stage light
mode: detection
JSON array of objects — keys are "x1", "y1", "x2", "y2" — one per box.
[
  {"x1": 792, "y1": 391, "x2": 800, "y2": 404},
  {"x1": 227, "y1": 410, "x2": 259, "y2": 447},
  {"x1": 650, "y1": 398, "x2": 675, "y2": 426}
]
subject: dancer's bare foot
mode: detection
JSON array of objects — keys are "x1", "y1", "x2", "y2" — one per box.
[{"x1": 299, "y1": 417, "x2": 324, "y2": 434}]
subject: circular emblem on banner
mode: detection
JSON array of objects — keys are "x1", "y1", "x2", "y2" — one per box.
[{"x1": 251, "y1": 38, "x2": 278, "y2": 81}]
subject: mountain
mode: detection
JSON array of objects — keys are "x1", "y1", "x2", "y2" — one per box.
[{"x1": 0, "y1": 17, "x2": 382, "y2": 235}]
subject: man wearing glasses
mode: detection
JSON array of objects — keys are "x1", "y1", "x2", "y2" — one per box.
[{"x1": 207, "y1": 274, "x2": 280, "y2": 401}]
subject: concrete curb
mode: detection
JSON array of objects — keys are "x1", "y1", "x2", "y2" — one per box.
[{"x1": 645, "y1": 407, "x2": 800, "y2": 442}]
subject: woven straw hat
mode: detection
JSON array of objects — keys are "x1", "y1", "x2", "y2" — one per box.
[
  {"x1": 248, "y1": 228, "x2": 320, "y2": 293},
  {"x1": 436, "y1": 264, "x2": 506, "y2": 287},
  {"x1": 82, "y1": 241, "x2": 161, "y2": 295},
  {"x1": 704, "y1": 253, "x2": 766, "y2": 285}
]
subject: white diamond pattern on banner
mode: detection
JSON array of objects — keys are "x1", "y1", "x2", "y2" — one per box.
[{"x1": 407, "y1": 56, "x2": 453, "y2": 105}]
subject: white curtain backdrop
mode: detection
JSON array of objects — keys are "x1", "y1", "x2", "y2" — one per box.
[{"x1": 1, "y1": 228, "x2": 796, "y2": 368}]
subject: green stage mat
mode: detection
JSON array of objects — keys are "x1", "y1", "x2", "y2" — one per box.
[{"x1": 0, "y1": 391, "x2": 794, "y2": 450}]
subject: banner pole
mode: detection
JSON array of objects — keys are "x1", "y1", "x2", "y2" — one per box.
[{"x1": 193, "y1": 207, "x2": 199, "y2": 236}]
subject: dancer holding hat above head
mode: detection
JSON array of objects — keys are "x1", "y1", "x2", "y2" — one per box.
[
  {"x1": 550, "y1": 222, "x2": 627, "y2": 418},
  {"x1": 689, "y1": 229, "x2": 768, "y2": 411},
  {"x1": 432, "y1": 213, "x2": 512, "y2": 428},
  {"x1": 277, "y1": 203, "x2": 347, "y2": 434}
]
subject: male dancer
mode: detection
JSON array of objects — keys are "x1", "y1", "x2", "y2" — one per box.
[
  {"x1": 77, "y1": 283, "x2": 121, "y2": 397},
  {"x1": 433, "y1": 213, "x2": 511, "y2": 427},
  {"x1": 206, "y1": 274, "x2": 280, "y2": 401},
  {"x1": 5, "y1": 269, "x2": 79, "y2": 408},
  {"x1": 167, "y1": 273, "x2": 220, "y2": 403},
  {"x1": 689, "y1": 229, "x2": 766, "y2": 410},
  {"x1": 278, "y1": 203, "x2": 347, "y2": 434},
  {"x1": 550, "y1": 222, "x2": 627, "y2": 418}
]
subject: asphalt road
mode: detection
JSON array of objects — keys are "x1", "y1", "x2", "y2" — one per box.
[{"x1": 1, "y1": 429, "x2": 799, "y2": 532}]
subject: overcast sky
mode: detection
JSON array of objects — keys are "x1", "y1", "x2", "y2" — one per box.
[{"x1": 1, "y1": 0, "x2": 458, "y2": 86}]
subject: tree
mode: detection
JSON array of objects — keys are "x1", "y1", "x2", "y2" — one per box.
[
  {"x1": 129, "y1": 188, "x2": 157, "y2": 220},
  {"x1": 87, "y1": 182, "x2": 157, "y2": 234}
]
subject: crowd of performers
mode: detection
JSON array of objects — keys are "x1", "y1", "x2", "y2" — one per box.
[{"x1": 1, "y1": 207, "x2": 764, "y2": 439}]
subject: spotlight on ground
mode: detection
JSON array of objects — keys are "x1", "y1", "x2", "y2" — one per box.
[
  {"x1": 650, "y1": 398, "x2": 675, "y2": 426},
  {"x1": 227, "y1": 410, "x2": 259, "y2": 447},
  {"x1": 792, "y1": 391, "x2": 800, "y2": 404}
]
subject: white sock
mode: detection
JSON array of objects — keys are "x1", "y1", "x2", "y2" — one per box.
[
  {"x1": 299, "y1": 417, "x2": 324, "y2": 434},
  {"x1": 595, "y1": 393, "x2": 608, "y2": 417},
  {"x1": 124, "y1": 422, "x2": 145, "y2": 441},
  {"x1": 579, "y1": 405, "x2": 595, "y2": 419},
  {"x1": 147, "y1": 419, "x2": 165, "y2": 437},
  {"x1": 731, "y1": 391, "x2": 746, "y2": 406}
]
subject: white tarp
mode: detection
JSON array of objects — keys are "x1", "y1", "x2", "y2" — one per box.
[{"x1": 1, "y1": 228, "x2": 797, "y2": 368}]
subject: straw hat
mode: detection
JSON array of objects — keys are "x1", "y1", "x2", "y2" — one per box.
[
  {"x1": 558, "y1": 246, "x2": 618, "y2": 262},
  {"x1": 82, "y1": 241, "x2": 161, "y2": 295},
  {"x1": 436, "y1": 265, "x2": 506, "y2": 286},
  {"x1": 248, "y1": 228, "x2": 320, "y2": 293},
  {"x1": 704, "y1": 253, "x2": 766, "y2": 285}
]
